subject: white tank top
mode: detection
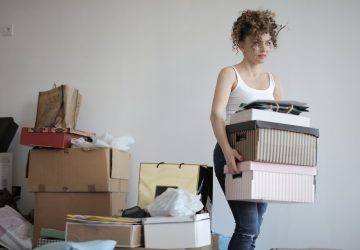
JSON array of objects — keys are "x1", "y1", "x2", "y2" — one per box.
[{"x1": 225, "y1": 66, "x2": 276, "y2": 123}]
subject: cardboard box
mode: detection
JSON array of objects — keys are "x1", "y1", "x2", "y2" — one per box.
[
  {"x1": 115, "y1": 247, "x2": 212, "y2": 250},
  {"x1": 226, "y1": 121, "x2": 319, "y2": 166},
  {"x1": 0, "y1": 153, "x2": 12, "y2": 191},
  {"x1": 33, "y1": 192, "x2": 127, "y2": 246},
  {"x1": 271, "y1": 249, "x2": 341, "y2": 250},
  {"x1": 230, "y1": 108, "x2": 310, "y2": 127},
  {"x1": 0, "y1": 117, "x2": 18, "y2": 152},
  {"x1": 20, "y1": 127, "x2": 95, "y2": 149},
  {"x1": 115, "y1": 247, "x2": 211, "y2": 250},
  {"x1": 142, "y1": 213, "x2": 211, "y2": 249},
  {"x1": 27, "y1": 147, "x2": 130, "y2": 192},
  {"x1": 225, "y1": 161, "x2": 317, "y2": 203},
  {"x1": 66, "y1": 222, "x2": 143, "y2": 247}
]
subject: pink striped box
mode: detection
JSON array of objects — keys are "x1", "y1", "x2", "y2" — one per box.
[{"x1": 225, "y1": 161, "x2": 316, "y2": 203}]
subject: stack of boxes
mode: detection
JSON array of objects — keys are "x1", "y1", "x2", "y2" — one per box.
[
  {"x1": 18, "y1": 85, "x2": 131, "y2": 246},
  {"x1": 63, "y1": 162, "x2": 213, "y2": 249},
  {"x1": 225, "y1": 107, "x2": 319, "y2": 203},
  {"x1": 25, "y1": 146, "x2": 131, "y2": 246}
]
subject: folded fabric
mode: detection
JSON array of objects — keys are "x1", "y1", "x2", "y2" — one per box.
[
  {"x1": 33, "y1": 240, "x2": 116, "y2": 250},
  {"x1": 237, "y1": 99, "x2": 309, "y2": 115}
]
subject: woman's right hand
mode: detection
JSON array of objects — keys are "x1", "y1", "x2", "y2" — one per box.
[{"x1": 224, "y1": 147, "x2": 244, "y2": 174}]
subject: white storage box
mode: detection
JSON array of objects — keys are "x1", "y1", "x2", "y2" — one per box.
[
  {"x1": 230, "y1": 108, "x2": 310, "y2": 127},
  {"x1": 142, "y1": 213, "x2": 211, "y2": 249},
  {"x1": 0, "y1": 153, "x2": 12, "y2": 191},
  {"x1": 225, "y1": 161, "x2": 317, "y2": 203}
]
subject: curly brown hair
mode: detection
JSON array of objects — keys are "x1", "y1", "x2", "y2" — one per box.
[{"x1": 231, "y1": 9, "x2": 282, "y2": 52}]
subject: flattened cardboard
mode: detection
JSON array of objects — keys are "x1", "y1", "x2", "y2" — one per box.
[
  {"x1": 33, "y1": 192, "x2": 127, "y2": 246},
  {"x1": 27, "y1": 147, "x2": 130, "y2": 192},
  {"x1": 66, "y1": 222, "x2": 143, "y2": 247}
]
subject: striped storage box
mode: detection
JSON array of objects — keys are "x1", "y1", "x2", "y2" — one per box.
[
  {"x1": 226, "y1": 121, "x2": 319, "y2": 166},
  {"x1": 225, "y1": 161, "x2": 316, "y2": 203}
]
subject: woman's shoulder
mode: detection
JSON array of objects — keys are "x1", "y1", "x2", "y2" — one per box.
[
  {"x1": 216, "y1": 66, "x2": 237, "y2": 89},
  {"x1": 218, "y1": 66, "x2": 237, "y2": 78},
  {"x1": 270, "y1": 72, "x2": 283, "y2": 99},
  {"x1": 268, "y1": 72, "x2": 281, "y2": 83}
]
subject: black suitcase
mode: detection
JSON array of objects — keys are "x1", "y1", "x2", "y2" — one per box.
[{"x1": 0, "y1": 117, "x2": 18, "y2": 152}]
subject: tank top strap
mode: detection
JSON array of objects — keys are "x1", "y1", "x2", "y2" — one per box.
[
  {"x1": 268, "y1": 72, "x2": 276, "y2": 89},
  {"x1": 231, "y1": 66, "x2": 240, "y2": 82},
  {"x1": 231, "y1": 66, "x2": 242, "y2": 90}
]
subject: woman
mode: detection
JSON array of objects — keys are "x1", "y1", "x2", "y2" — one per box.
[{"x1": 210, "y1": 9, "x2": 283, "y2": 250}]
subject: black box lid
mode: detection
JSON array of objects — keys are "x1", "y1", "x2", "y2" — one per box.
[
  {"x1": 0, "y1": 117, "x2": 19, "y2": 152},
  {"x1": 226, "y1": 120, "x2": 319, "y2": 137}
]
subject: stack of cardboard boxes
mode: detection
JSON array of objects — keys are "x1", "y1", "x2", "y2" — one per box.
[
  {"x1": 25, "y1": 145, "x2": 130, "y2": 246},
  {"x1": 18, "y1": 85, "x2": 131, "y2": 246},
  {"x1": 63, "y1": 163, "x2": 213, "y2": 249}
]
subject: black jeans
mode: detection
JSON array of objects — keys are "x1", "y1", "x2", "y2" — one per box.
[{"x1": 213, "y1": 143, "x2": 267, "y2": 250}]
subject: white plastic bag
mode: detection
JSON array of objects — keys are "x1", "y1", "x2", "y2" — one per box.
[
  {"x1": 71, "y1": 133, "x2": 134, "y2": 151},
  {"x1": 146, "y1": 188, "x2": 203, "y2": 217}
]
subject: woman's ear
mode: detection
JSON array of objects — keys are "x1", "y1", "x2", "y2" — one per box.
[{"x1": 238, "y1": 42, "x2": 245, "y2": 53}]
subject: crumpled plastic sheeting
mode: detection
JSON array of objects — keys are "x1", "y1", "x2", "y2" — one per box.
[
  {"x1": 71, "y1": 133, "x2": 134, "y2": 151},
  {"x1": 146, "y1": 188, "x2": 204, "y2": 217},
  {"x1": 33, "y1": 240, "x2": 116, "y2": 250}
]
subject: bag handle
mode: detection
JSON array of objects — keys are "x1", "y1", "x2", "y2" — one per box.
[{"x1": 156, "y1": 162, "x2": 185, "y2": 168}]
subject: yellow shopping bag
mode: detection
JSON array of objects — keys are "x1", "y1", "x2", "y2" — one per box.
[{"x1": 138, "y1": 162, "x2": 212, "y2": 209}]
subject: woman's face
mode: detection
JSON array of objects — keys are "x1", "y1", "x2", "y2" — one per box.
[{"x1": 240, "y1": 33, "x2": 273, "y2": 64}]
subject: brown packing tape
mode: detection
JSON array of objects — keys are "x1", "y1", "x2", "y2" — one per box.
[
  {"x1": 87, "y1": 185, "x2": 96, "y2": 192},
  {"x1": 120, "y1": 179, "x2": 129, "y2": 193},
  {"x1": 38, "y1": 184, "x2": 46, "y2": 192}
]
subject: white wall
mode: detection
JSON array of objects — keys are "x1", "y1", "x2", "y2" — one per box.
[{"x1": 1, "y1": 0, "x2": 359, "y2": 249}]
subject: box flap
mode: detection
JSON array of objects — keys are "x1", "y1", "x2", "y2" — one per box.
[
  {"x1": 142, "y1": 213, "x2": 210, "y2": 224},
  {"x1": 23, "y1": 127, "x2": 95, "y2": 137},
  {"x1": 111, "y1": 149, "x2": 130, "y2": 179}
]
